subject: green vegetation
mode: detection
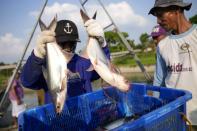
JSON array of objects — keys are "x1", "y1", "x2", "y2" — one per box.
[
  {"x1": 189, "y1": 14, "x2": 197, "y2": 24},
  {"x1": 113, "y1": 51, "x2": 156, "y2": 67},
  {"x1": 0, "y1": 75, "x2": 8, "y2": 87},
  {"x1": 105, "y1": 31, "x2": 154, "y2": 53},
  {"x1": 0, "y1": 69, "x2": 12, "y2": 87},
  {"x1": 105, "y1": 31, "x2": 130, "y2": 53}
]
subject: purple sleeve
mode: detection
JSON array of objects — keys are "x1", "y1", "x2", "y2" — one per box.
[
  {"x1": 20, "y1": 51, "x2": 48, "y2": 91},
  {"x1": 8, "y1": 77, "x2": 17, "y2": 87}
]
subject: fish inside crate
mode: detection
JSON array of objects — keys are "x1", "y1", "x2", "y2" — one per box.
[{"x1": 18, "y1": 83, "x2": 192, "y2": 131}]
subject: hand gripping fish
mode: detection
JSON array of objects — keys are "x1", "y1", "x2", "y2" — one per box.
[
  {"x1": 39, "y1": 16, "x2": 74, "y2": 114},
  {"x1": 80, "y1": 10, "x2": 131, "y2": 92}
]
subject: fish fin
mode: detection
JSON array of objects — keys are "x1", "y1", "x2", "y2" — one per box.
[
  {"x1": 80, "y1": 9, "x2": 90, "y2": 23},
  {"x1": 65, "y1": 69, "x2": 69, "y2": 76},
  {"x1": 115, "y1": 66, "x2": 122, "y2": 74},
  {"x1": 107, "y1": 59, "x2": 115, "y2": 73},
  {"x1": 86, "y1": 64, "x2": 94, "y2": 72},
  {"x1": 101, "y1": 79, "x2": 111, "y2": 88},
  {"x1": 67, "y1": 69, "x2": 80, "y2": 79},
  {"x1": 92, "y1": 11, "x2": 97, "y2": 20},
  {"x1": 94, "y1": 54, "x2": 98, "y2": 65},
  {"x1": 80, "y1": 9, "x2": 97, "y2": 23},
  {"x1": 60, "y1": 77, "x2": 67, "y2": 92},
  {"x1": 42, "y1": 66, "x2": 48, "y2": 81},
  {"x1": 39, "y1": 15, "x2": 57, "y2": 31},
  {"x1": 48, "y1": 15, "x2": 57, "y2": 31},
  {"x1": 39, "y1": 19, "x2": 47, "y2": 31},
  {"x1": 107, "y1": 59, "x2": 120, "y2": 74}
]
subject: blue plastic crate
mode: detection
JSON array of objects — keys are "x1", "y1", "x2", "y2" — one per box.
[{"x1": 18, "y1": 83, "x2": 192, "y2": 131}]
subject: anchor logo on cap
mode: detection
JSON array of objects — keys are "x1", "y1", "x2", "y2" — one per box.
[{"x1": 64, "y1": 23, "x2": 73, "y2": 34}]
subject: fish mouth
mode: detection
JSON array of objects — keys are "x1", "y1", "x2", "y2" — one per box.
[
  {"x1": 55, "y1": 104, "x2": 62, "y2": 115},
  {"x1": 126, "y1": 82, "x2": 131, "y2": 91},
  {"x1": 120, "y1": 81, "x2": 131, "y2": 92}
]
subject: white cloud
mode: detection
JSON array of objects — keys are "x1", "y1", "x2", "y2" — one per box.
[
  {"x1": 39, "y1": 2, "x2": 82, "y2": 27},
  {"x1": 0, "y1": 33, "x2": 23, "y2": 64},
  {"x1": 84, "y1": 1, "x2": 148, "y2": 28},
  {"x1": 106, "y1": 1, "x2": 148, "y2": 27},
  {"x1": 28, "y1": 1, "x2": 150, "y2": 52},
  {"x1": 29, "y1": 1, "x2": 148, "y2": 28}
]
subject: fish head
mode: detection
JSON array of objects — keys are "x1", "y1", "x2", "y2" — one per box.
[
  {"x1": 55, "y1": 92, "x2": 66, "y2": 114},
  {"x1": 114, "y1": 75, "x2": 131, "y2": 92},
  {"x1": 51, "y1": 77, "x2": 67, "y2": 115}
]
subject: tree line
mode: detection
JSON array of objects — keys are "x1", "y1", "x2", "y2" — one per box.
[
  {"x1": 0, "y1": 14, "x2": 196, "y2": 65},
  {"x1": 105, "y1": 14, "x2": 197, "y2": 53},
  {"x1": 105, "y1": 31, "x2": 154, "y2": 53}
]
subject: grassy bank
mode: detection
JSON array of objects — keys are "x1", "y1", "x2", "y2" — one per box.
[
  {"x1": 0, "y1": 51, "x2": 156, "y2": 87},
  {"x1": 113, "y1": 51, "x2": 156, "y2": 67}
]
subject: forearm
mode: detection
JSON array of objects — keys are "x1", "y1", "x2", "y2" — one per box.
[
  {"x1": 20, "y1": 51, "x2": 47, "y2": 90},
  {"x1": 153, "y1": 48, "x2": 166, "y2": 87}
]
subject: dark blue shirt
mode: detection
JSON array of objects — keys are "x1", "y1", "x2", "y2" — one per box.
[{"x1": 20, "y1": 45, "x2": 110, "y2": 104}]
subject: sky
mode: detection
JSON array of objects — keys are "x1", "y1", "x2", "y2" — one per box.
[{"x1": 0, "y1": 0, "x2": 196, "y2": 64}]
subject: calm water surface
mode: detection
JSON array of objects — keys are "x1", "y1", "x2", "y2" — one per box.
[
  {"x1": 0, "y1": 71, "x2": 154, "y2": 128},
  {"x1": 92, "y1": 72, "x2": 154, "y2": 91}
]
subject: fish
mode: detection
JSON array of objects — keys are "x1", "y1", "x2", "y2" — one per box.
[
  {"x1": 80, "y1": 9, "x2": 131, "y2": 92},
  {"x1": 39, "y1": 16, "x2": 74, "y2": 114}
]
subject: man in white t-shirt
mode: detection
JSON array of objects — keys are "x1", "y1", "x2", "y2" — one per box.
[{"x1": 149, "y1": 0, "x2": 197, "y2": 128}]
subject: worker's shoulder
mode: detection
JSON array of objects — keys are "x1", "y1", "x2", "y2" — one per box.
[{"x1": 158, "y1": 35, "x2": 170, "y2": 49}]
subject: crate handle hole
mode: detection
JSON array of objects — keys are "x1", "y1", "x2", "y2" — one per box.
[{"x1": 147, "y1": 90, "x2": 160, "y2": 98}]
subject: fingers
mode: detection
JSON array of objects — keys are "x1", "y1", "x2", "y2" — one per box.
[
  {"x1": 85, "y1": 19, "x2": 104, "y2": 37},
  {"x1": 34, "y1": 30, "x2": 56, "y2": 59},
  {"x1": 84, "y1": 19, "x2": 95, "y2": 27},
  {"x1": 40, "y1": 30, "x2": 56, "y2": 37},
  {"x1": 39, "y1": 35, "x2": 56, "y2": 44},
  {"x1": 39, "y1": 30, "x2": 56, "y2": 44}
]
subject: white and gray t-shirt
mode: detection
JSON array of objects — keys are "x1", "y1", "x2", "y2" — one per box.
[{"x1": 154, "y1": 24, "x2": 197, "y2": 125}]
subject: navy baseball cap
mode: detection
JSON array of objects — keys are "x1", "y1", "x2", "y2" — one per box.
[
  {"x1": 149, "y1": 25, "x2": 168, "y2": 38},
  {"x1": 55, "y1": 20, "x2": 81, "y2": 43}
]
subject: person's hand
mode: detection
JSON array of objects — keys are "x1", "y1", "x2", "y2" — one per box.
[
  {"x1": 84, "y1": 19, "x2": 106, "y2": 47},
  {"x1": 34, "y1": 30, "x2": 56, "y2": 59},
  {"x1": 17, "y1": 100, "x2": 21, "y2": 105}
]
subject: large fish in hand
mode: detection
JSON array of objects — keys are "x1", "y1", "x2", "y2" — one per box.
[
  {"x1": 39, "y1": 16, "x2": 74, "y2": 114},
  {"x1": 80, "y1": 10, "x2": 131, "y2": 92}
]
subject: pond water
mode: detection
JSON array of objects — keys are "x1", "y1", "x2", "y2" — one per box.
[
  {"x1": 0, "y1": 93, "x2": 38, "y2": 128},
  {"x1": 0, "y1": 71, "x2": 154, "y2": 128},
  {"x1": 91, "y1": 72, "x2": 154, "y2": 91}
]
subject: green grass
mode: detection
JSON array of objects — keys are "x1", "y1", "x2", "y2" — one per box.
[
  {"x1": 0, "y1": 75, "x2": 9, "y2": 87},
  {"x1": 113, "y1": 51, "x2": 156, "y2": 67},
  {"x1": 0, "y1": 52, "x2": 156, "y2": 87}
]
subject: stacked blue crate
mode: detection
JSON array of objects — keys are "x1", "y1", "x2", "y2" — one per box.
[{"x1": 18, "y1": 83, "x2": 192, "y2": 131}]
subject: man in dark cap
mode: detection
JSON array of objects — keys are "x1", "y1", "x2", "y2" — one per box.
[
  {"x1": 149, "y1": 0, "x2": 197, "y2": 127},
  {"x1": 20, "y1": 19, "x2": 110, "y2": 104}
]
